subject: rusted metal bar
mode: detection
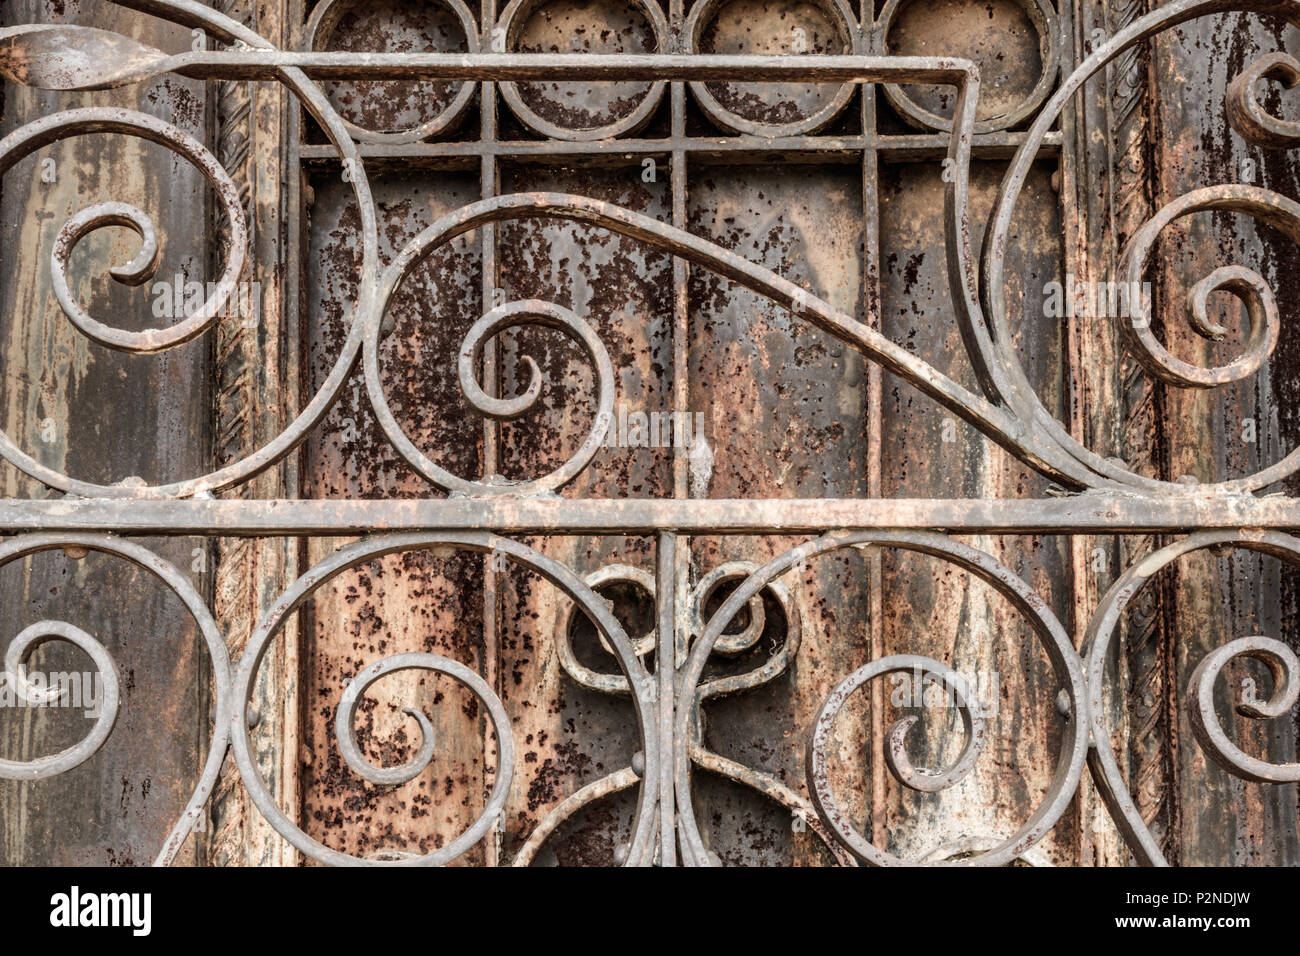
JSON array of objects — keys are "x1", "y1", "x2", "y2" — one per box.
[
  {"x1": 294, "y1": 132, "x2": 1064, "y2": 162},
  {"x1": 5, "y1": 496, "x2": 1300, "y2": 535},
  {"x1": 655, "y1": 532, "x2": 676, "y2": 866},
  {"x1": 0, "y1": 39, "x2": 984, "y2": 85}
]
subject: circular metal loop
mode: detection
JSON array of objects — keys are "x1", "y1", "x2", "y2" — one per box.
[
  {"x1": 556, "y1": 564, "x2": 657, "y2": 696},
  {"x1": 555, "y1": 559, "x2": 801, "y2": 698},
  {"x1": 366, "y1": 297, "x2": 615, "y2": 496},
  {"x1": 496, "y1": 0, "x2": 670, "y2": 141},
  {"x1": 335, "y1": 654, "x2": 470, "y2": 786},
  {"x1": 810, "y1": 656, "x2": 985, "y2": 830},
  {"x1": 306, "y1": 0, "x2": 480, "y2": 144},
  {"x1": 689, "y1": 561, "x2": 767, "y2": 656},
  {"x1": 684, "y1": 0, "x2": 861, "y2": 137},
  {"x1": 0, "y1": 534, "x2": 231, "y2": 867},
  {"x1": 5, "y1": 111, "x2": 247, "y2": 356},
  {"x1": 1119, "y1": 187, "x2": 1294, "y2": 390},
  {"x1": 673, "y1": 531, "x2": 1087, "y2": 867},
  {"x1": 0, "y1": 29, "x2": 382, "y2": 498},
  {"x1": 877, "y1": 658, "x2": 988, "y2": 793},
  {"x1": 0, "y1": 620, "x2": 120, "y2": 781},
  {"x1": 693, "y1": 566, "x2": 800, "y2": 700},
  {"x1": 231, "y1": 533, "x2": 661, "y2": 866},
  {"x1": 1188, "y1": 636, "x2": 1300, "y2": 784},
  {"x1": 1226, "y1": 50, "x2": 1300, "y2": 149},
  {"x1": 878, "y1": 0, "x2": 1059, "y2": 133}
]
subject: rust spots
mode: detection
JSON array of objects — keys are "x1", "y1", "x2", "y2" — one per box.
[{"x1": 320, "y1": 0, "x2": 472, "y2": 136}]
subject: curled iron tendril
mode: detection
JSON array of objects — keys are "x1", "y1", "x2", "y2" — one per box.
[
  {"x1": 34, "y1": 109, "x2": 249, "y2": 355},
  {"x1": 0, "y1": 534, "x2": 231, "y2": 867},
  {"x1": 554, "y1": 559, "x2": 800, "y2": 699},
  {"x1": 234, "y1": 533, "x2": 660, "y2": 866},
  {"x1": 1188, "y1": 635, "x2": 1300, "y2": 784},
  {"x1": 369, "y1": 297, "x2": 615, "y2": 497},
  {"x1": 880, "y1": 661, "x2": 989, "y2": 794},
  {"x1": 1227, "y1": 51, "x2": 1300, "y2": 149},
  {"x1": 672, "y1": 532, "x2": 1086, "y2": 868},
  {"x1": 0, "y1": 620, "x2": 120, "y2": 781},
  {"x1": 805, "y1": 654, "x2": 988, "y2": 866},
  {"x1": 1086, "y1": 530, "x2": 1300, "y2": 866},
  {"x1": 335, "y1": 653, "x2": 459, "y2": 787},
  {"x1": 1119, "y1": 185, "x2": 1295, "y2": 390}
]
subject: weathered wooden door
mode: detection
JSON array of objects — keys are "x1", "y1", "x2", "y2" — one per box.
[{"x1": 1, "y1": 0, "x2": 1298, "y2": 866}]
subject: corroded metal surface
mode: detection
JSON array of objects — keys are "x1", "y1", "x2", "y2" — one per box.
[{"x1": 0, "y1": 0, "x2": 1298, "y2": 866}]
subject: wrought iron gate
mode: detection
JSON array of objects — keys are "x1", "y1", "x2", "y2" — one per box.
[{"x1": 0, "y1": 0, "x2": 1298, "y2": 866}]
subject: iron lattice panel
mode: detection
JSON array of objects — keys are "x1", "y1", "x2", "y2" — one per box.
[{"x1": 0, "y1": 0, "x2": 1297, "y2": 866}]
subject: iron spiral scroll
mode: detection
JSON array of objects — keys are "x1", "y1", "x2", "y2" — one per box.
[{"x1": 0, "y1": 0, "x2": 1298, "y2": 865}]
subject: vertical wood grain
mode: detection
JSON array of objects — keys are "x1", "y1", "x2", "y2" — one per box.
[
  {"x1": 0, "y1": 0, "x2": 211, "y2": 865},
  {"x1": 1150, "y1": 9, "x2": 1300, "y2": 865}
]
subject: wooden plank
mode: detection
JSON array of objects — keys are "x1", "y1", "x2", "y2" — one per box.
[
  {"x1": 206, "y1": 0, "x2": 301, "y2": 870},
  {"x1": 1063, "y1": 0, "x2": 1156, "y2": 867},
  {"x1": 687, "y1": 162, "x2": 870, "y2": 866},
  {"x1": 495, "y1": 164, "x2": 672, "y2": 865},
  {"x1": 1151, "y1": 9, "x2": 1300, "y2": 865},
  {"x1": 0, "y1": 0, "x2": 211, "y2": 865}
]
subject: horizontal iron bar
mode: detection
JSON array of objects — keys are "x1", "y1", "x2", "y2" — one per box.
[
  {"x1": 0, "y1": 497, "x2": 1297, "y2": 536},
  {"x1": 169, "y1": 52, "x2": 977, "y2": 83},
  {"x1": 295, "y1": 133, "x2": 1063, "y2": 163}
]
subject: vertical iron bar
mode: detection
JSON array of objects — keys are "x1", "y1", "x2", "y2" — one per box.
[
  {"x1": 479, "y1": 0, "x2": 502, "y2": 867},
  {"x1": 861, "y1": 0, "x2": 888, "y2": 855},
  {"x1": 668, "y1": 0, "x2": 690, "y2": 867},
  {"x1": 656, "y1": 530, "x2": 677, "y2": 867}
]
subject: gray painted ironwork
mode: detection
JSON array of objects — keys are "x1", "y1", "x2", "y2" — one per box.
[{"x1": 0, "y1": 0, "x2": 1298, "y2": 865}]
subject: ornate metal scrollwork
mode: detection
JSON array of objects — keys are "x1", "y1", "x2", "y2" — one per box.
[
  {"x1": 0, "y1": 534, "x2": 231, "y2": 865},
  {"x1": 0, "y1": 0, "x2": 1299, "y2": 867},
  {"x1": 1084, "y1": 530, "x2": 1300, "y2": 866}
]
